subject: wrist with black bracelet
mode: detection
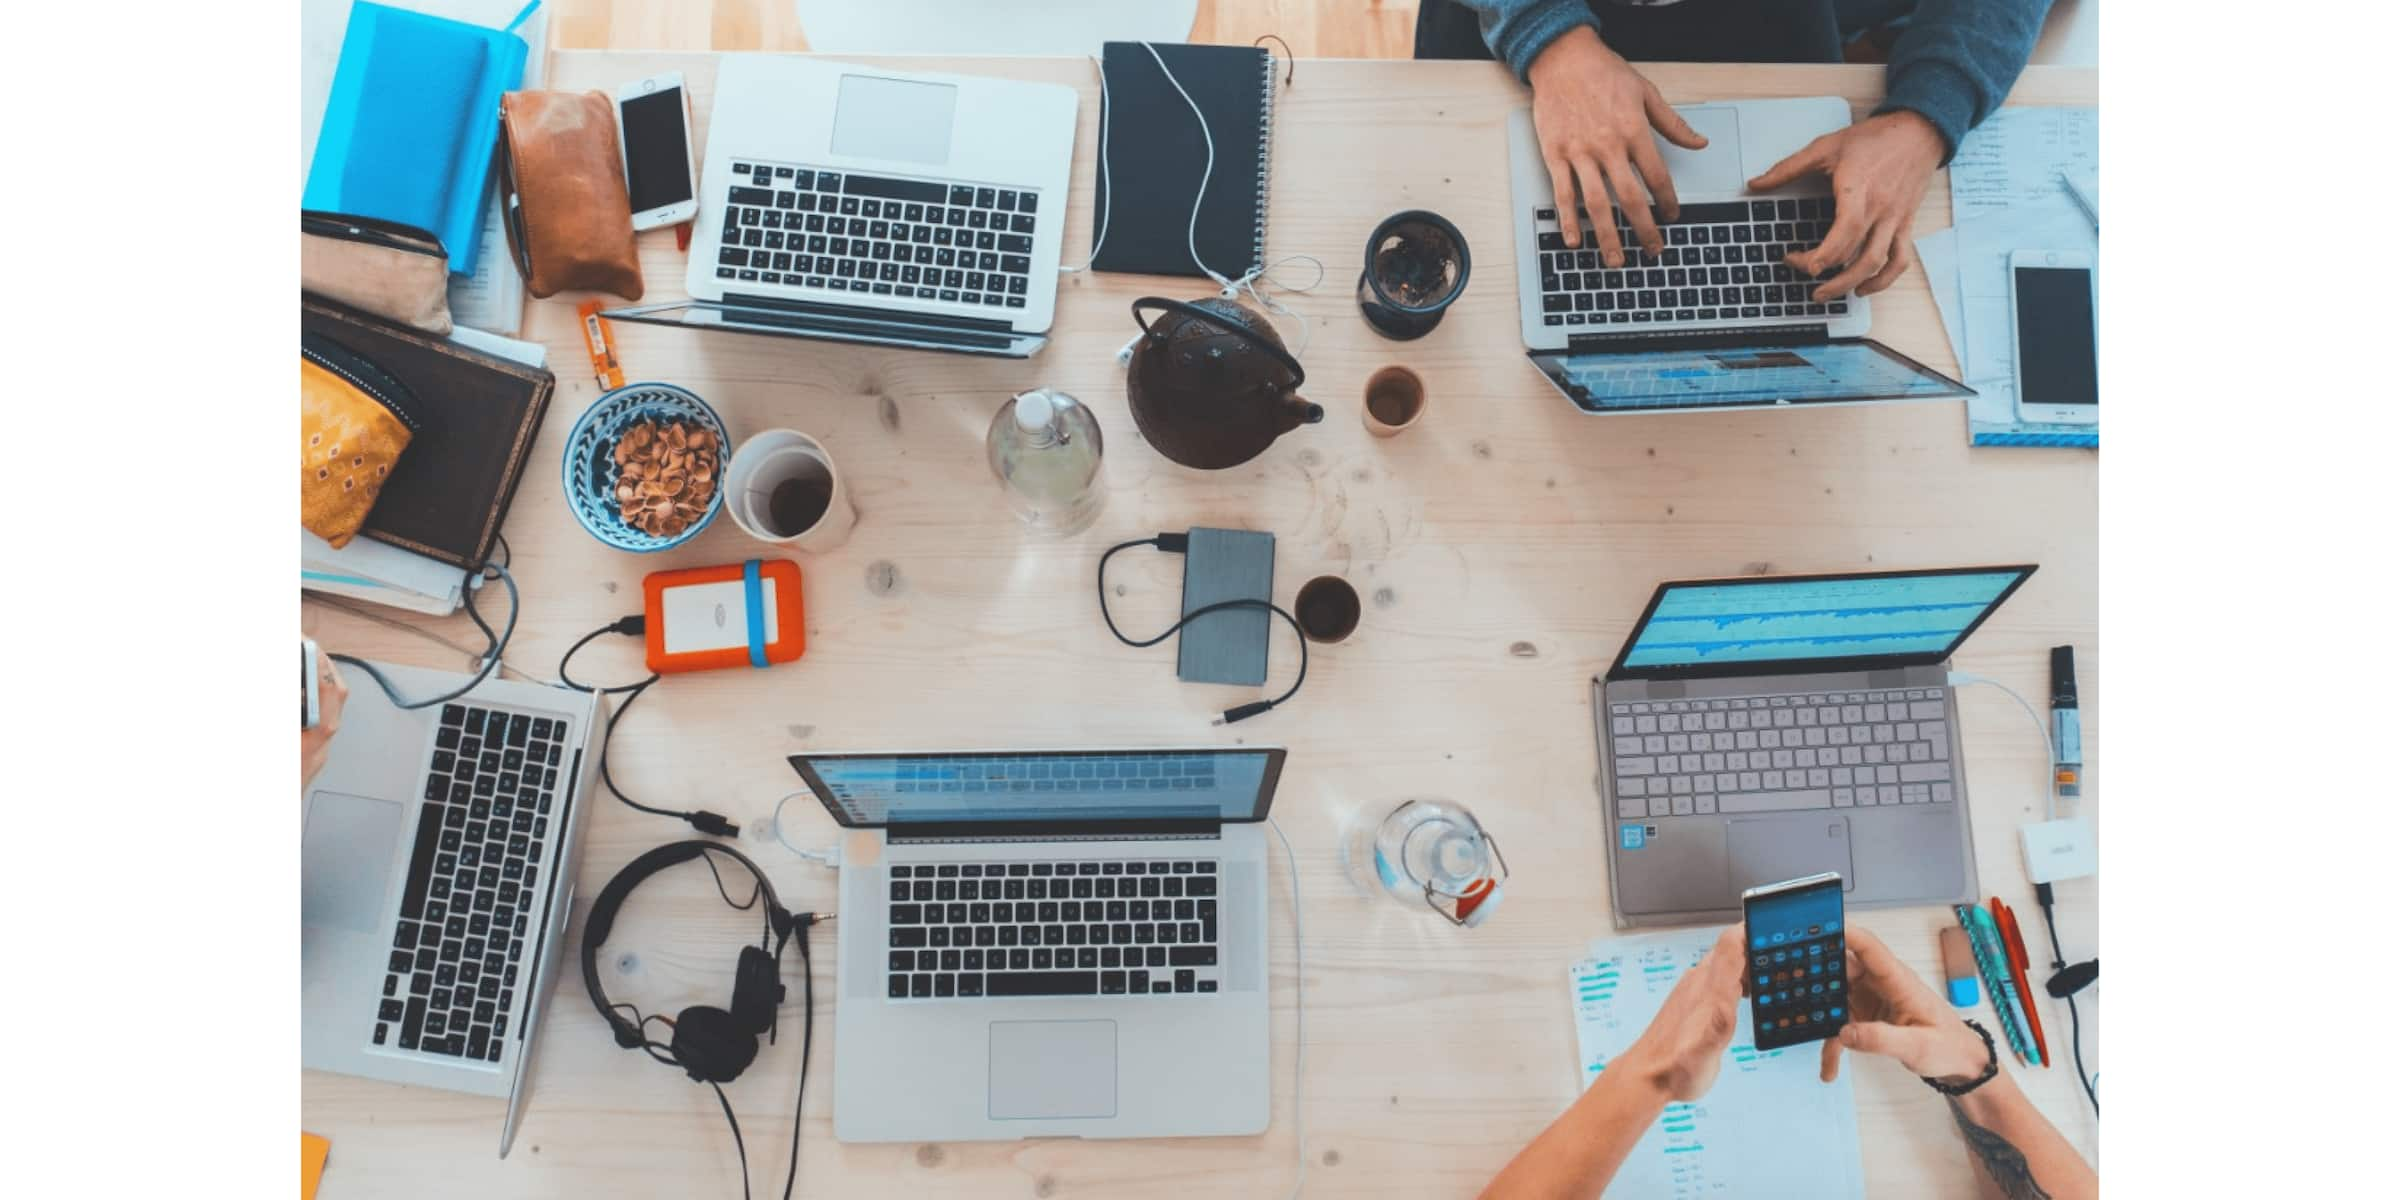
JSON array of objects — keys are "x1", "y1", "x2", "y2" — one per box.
[{"x1": 1921, "y1": 1019, "x2": 2001, "y2": 1096}]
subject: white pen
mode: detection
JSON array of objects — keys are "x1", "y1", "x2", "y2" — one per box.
[{"x1": 2058, "y1": 171, "x2": 2098, "y2": 230}]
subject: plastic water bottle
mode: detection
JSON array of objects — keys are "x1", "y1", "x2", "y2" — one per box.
[{"x1": 987, "y1": 388, "x2": 1106, "y2": 535}]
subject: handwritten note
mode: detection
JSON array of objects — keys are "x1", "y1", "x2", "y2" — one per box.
[
  {"x1": 1948, "y1": 107, "x2": 2097, "y2": 223},
  {"x1": 1570, "y1": 929, "x2": 1864, "y2": 1199}
]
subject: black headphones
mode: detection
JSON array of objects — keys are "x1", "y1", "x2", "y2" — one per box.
[{"x1": 581, "y1": 841, "x2": 794, "y2": 1083}]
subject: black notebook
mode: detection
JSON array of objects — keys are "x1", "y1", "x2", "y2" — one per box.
[
  {"x1": 302, "y1": 296, "x2": 554, "y2": 572},
  {"x1": 1092, "y1": 42, "x2": 1278, "y2": 280}
]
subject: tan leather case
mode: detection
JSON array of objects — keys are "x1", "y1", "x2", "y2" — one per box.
[
  {"x1": 301, "y1": 212, "x2": 454, "y2": 335},
  {"x1": 499, "y1": 90, "x2": 644, "y2": 301}
]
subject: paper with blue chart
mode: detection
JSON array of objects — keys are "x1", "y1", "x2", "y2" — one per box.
[{"x1": 1570, "y1": 928, "x2": 1864, "y2": 1199}]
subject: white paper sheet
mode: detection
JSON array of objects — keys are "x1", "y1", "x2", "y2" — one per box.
[
  {"x1": 1948, "y1": 107, "x2": 2097, "y2": 223},
  {"x1": 1570, "y1": 928, "x2": 1865, "y2": 1199}
]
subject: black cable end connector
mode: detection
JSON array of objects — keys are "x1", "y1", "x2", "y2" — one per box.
[
  {"x1": 1153, "y1": 531, "x2": 1189, "y2": 554},
  {"x1": 688, "y1": 810, "x2": 742, "y2": 839},
  {"x1": 1214, "y1": 701, "x2": 1277, "y2": 726}
]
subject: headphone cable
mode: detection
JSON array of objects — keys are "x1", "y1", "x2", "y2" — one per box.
[{"x1": 330, "y1": 561, "x2": 519, "y2": 710}]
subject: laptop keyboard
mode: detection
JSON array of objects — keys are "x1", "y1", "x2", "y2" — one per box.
[
  {"x1": 372, "y1": 702, "x2": 568, "y2": 1062},
  {"x1": 1609, "y1": 688, "x2": 1953, "y2": 818},
  {"x1": 716, "y1": 159, "x2": 1037, "y2": 308},
  {"x1": 887, "y1": 860, "x2": 1221, "y2": 1001},
  {"x1": 1536, "y1": 199, "x2": 1850, "y2": 328}
]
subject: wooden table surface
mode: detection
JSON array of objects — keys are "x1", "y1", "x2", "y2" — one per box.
[{"x1": 301, "y1": 51, "x2": 2099, "y2": 1198}]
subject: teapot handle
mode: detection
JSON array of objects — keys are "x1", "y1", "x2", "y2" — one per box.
[{"x1": 1129, "y1": 296, "x2": 1307, "y2": 390}]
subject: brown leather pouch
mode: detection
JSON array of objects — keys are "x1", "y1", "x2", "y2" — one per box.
[
  {"x1": 301, "y1": 212, "x2": 454, "y2": 335},
  {"x1": 499, "y1": 90, "x2": 643, "y2": 300}
]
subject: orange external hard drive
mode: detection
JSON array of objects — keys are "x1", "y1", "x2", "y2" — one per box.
[{"x1": 642, "y1": 559, "x2": 805, "y2": 674}]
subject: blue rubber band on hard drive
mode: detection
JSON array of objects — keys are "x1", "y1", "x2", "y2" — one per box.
[{"x1": 743, "y1": 559, "x2": 768, "y2": 668}]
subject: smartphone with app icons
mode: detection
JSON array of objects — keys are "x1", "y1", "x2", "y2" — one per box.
[{"x1": 1741, "y1": 872, "x2": 1848, "y2": 1050}]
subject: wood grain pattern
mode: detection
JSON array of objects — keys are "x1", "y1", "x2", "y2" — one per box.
[
  {"x1": 301, "y1": 53, "x2": 2099, "y2": 1198},
  {"x1": 552, "y1": 0, "x2": 1422, "y2": 57}
]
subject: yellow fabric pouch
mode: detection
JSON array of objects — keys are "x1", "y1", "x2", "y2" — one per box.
[{"x1": 301, "y1": 331, "x2": 417, "y2": 548}]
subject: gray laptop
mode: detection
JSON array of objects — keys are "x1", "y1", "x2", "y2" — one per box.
[
  {"x1": 1507, "y1": 97, "x2": 1972, "y2": 413},
  {"x1": 788, "y1": 747, "x2": 1284, "y2": 1142},
  {"x1": 1595, "y1": 566, "x2": 2036, "y2": 928},
  {"x1": 302, "y1": 660, "x2": 602, "y2": 1155}
]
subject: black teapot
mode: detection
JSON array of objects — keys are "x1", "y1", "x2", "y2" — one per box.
[{"x1": 1125, "y1": 296, "x2": 1322, "y2": 470}]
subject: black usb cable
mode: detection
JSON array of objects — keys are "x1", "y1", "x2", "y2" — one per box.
[
  {"x1": 2034, "y1": 880, "x2": 2101, "y2": 1116},
  {"x1": 1097, "y1": 533, "x2": 1307, "y2": 725},
  {"x1": 559, "y1": 615, "x2": 740, "y2": 838}
]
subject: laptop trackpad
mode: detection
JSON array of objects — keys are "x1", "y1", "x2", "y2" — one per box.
[
  {"x1": 302, "y1": 792, "x2": 404, "y2": 933},
  {"x1": 1658, "y1": 105, "x2": 1746, "y2": 195},
  {"x1": 1726, "y1": 815, "x2": 1854, "y2": 895},
  {"x1": 989, "y1": 1021, "x2": 1117, "y2": 1120}
]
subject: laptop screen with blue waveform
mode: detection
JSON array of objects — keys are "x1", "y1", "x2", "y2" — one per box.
[
  {"x1": 792, "y1": 748, "x2": 1282, "y2": 829},
  {"x1": 1618, "y1": 568, "x2": 2033, "y2": 673}
]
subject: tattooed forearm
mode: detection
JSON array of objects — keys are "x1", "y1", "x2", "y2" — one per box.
[{"x1": 1948, "y1": 1097, "x2": 2053, "y2": 1200}]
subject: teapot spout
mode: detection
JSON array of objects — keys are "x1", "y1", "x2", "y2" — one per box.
[{"x1": 1286, "y1": 395, "x2": 1324, "y2": 426}]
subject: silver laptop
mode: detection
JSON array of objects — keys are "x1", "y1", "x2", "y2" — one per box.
[
  {"x1": 606, "y1": 55, "x2": 1078, "y2": 358},
  {"x1": 1595, "y1": 566, "x2": 2036, "y2": 927},
  {"x1": 788, "y1": 747, "x2": 1284, "y2": 1142},
  {"x1": 1507, "y1": 97, "x2": 1971, "y2": 413},
  {"x1": 302, "y1": 660, "x2": 603, "y2": 1155}
]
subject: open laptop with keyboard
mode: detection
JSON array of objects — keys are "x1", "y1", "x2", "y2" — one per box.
[
  {"x1": 1593, "y1": 566, "x2": 2036, "y2": 927},
  {"x1": 790, "y1": 747, "x2": 1285, "y2": 1142},
  {"x1": 606, "y1": 56, "x2": 1077, "y2": 358},
  {"x1": 302, "y1": 660, "x2": 602, "y2": 1156},
  {"x1": 1507, "y1": 97, "x2": 1971, "y2": 414}
]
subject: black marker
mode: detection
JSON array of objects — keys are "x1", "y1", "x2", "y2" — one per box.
[{"x1": 2050, "y1": 646, "x2": 2081, "y2": 799}]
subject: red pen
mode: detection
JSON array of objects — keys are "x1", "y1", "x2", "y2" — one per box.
[{"x1": 1990, "y1": 899, "x2": 2050, "y2": 1068}]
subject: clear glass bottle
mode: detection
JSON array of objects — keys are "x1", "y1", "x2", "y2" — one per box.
[
  {"x1": 987, "y1": 387, "x2": 1106, "y2": 535},
  {"x1": 1341, "y1": 797, "x2": 1509, "y2": 926}
]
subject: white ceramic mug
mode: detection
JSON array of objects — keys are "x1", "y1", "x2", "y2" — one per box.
[{"x1": 724, "y1": 429, "x2": 857, "y2": 552}]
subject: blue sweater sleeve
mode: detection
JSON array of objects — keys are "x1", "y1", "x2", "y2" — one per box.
[
  {"x1": 1450, "y1": 0, "x2": 1603, "y2": 81},
  {"x1": 1874, "y1": 0, "x2": 2053, "y2": 162}
]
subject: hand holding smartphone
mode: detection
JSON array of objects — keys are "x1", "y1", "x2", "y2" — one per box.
[
  {"x1": 1741, "y1": 872, "x2": 1849, "y2": 1050},
  {"x1": 615, "y1": 73, "x2": 698, "y2": 231}
]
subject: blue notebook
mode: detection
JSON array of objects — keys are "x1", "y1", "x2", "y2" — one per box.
[{"x1": 303, "y1": 1, "x2": 537, "y2": 275}]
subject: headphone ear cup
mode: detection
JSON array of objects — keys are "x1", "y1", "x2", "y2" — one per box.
[
  {"x1": 729, "y1": 945, "x2": 784, "y2": 1036},
  {"x1": 669, "y1": 1006, "x2": 758, "y2": 1083}
]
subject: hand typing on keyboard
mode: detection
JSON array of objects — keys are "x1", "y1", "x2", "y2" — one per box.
[
  {"x1": 1746, "y1": 110, "x2": 1947, "y2": 301},
  {"x1": 1525, "y1": 26, "x2": 1707, "y2": 265}
]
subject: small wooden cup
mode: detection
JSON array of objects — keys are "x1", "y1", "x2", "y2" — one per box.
[{"x1": 1363, "y1": 366, "x2": 1426, "y2": 437}]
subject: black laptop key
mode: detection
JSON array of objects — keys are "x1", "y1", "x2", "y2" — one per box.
[
  {"x1": 398, "y1": 808, "x2": 442, "y2": 920},
  {"x1": 988, "y1": 971, "x2": 1098, "y2": 997},
  {"x1": 890, "y1": 927, "x2": 926, "y2": 948},
  {"x1": 401, "y1": 995, "x2": 428, "y2": 1046},
  {"x1": 729, "y1": 186, "x2": 774, "y2": 207},
  {"x1": 1169, "y1": 946, "x2": 1217, "y2": 967},
  {"x1": 910, "y1": 974, "x2": 932, "y2": 999},
  {"x1": 1174, "y1": 970, "x2": 1196, "y2": 993}
]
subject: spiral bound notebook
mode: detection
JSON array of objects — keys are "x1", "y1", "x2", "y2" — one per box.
[{"x1": 1091, "y1": 42, "x2": 1277, "y2": 280}]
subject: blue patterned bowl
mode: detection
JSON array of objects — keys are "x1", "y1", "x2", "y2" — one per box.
[{"x1": 561, "y1": 383, "x2": 729, "y2": 552}]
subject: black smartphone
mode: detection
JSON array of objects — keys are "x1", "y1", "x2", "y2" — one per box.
[{"x1": 1741, "y1": 872, "x2": 1848, "y2": 1050}]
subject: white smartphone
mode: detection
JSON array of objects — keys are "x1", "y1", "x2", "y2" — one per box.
[
  {"x1": 2009, "y1": 249, "x2": 2098, "y2": 426},
  {"x1": 302, "y1": 638, "x2": 323, "y2": 731},
  {"x1": 615, "y1": 72, "x2": 698, "y2": 231}
]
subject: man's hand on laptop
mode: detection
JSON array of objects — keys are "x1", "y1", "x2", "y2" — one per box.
[
  {"x1": 1748, "y1": 109, "x2": 1945, "y2": 301},
  {"x1": 1528, "y1": 26, "x2": 1707, "y2": 267}
]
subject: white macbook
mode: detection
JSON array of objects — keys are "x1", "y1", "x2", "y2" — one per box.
[
  {"x1": 789, "y1": 747, "x2": 1283, "y2": 1142},
  {"x1": 1507, "y1": 97, "x2": 1971, "y2": 413},
  {"x1": 608, "y1": 55, "x2": 1078, "y2": 358}
]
